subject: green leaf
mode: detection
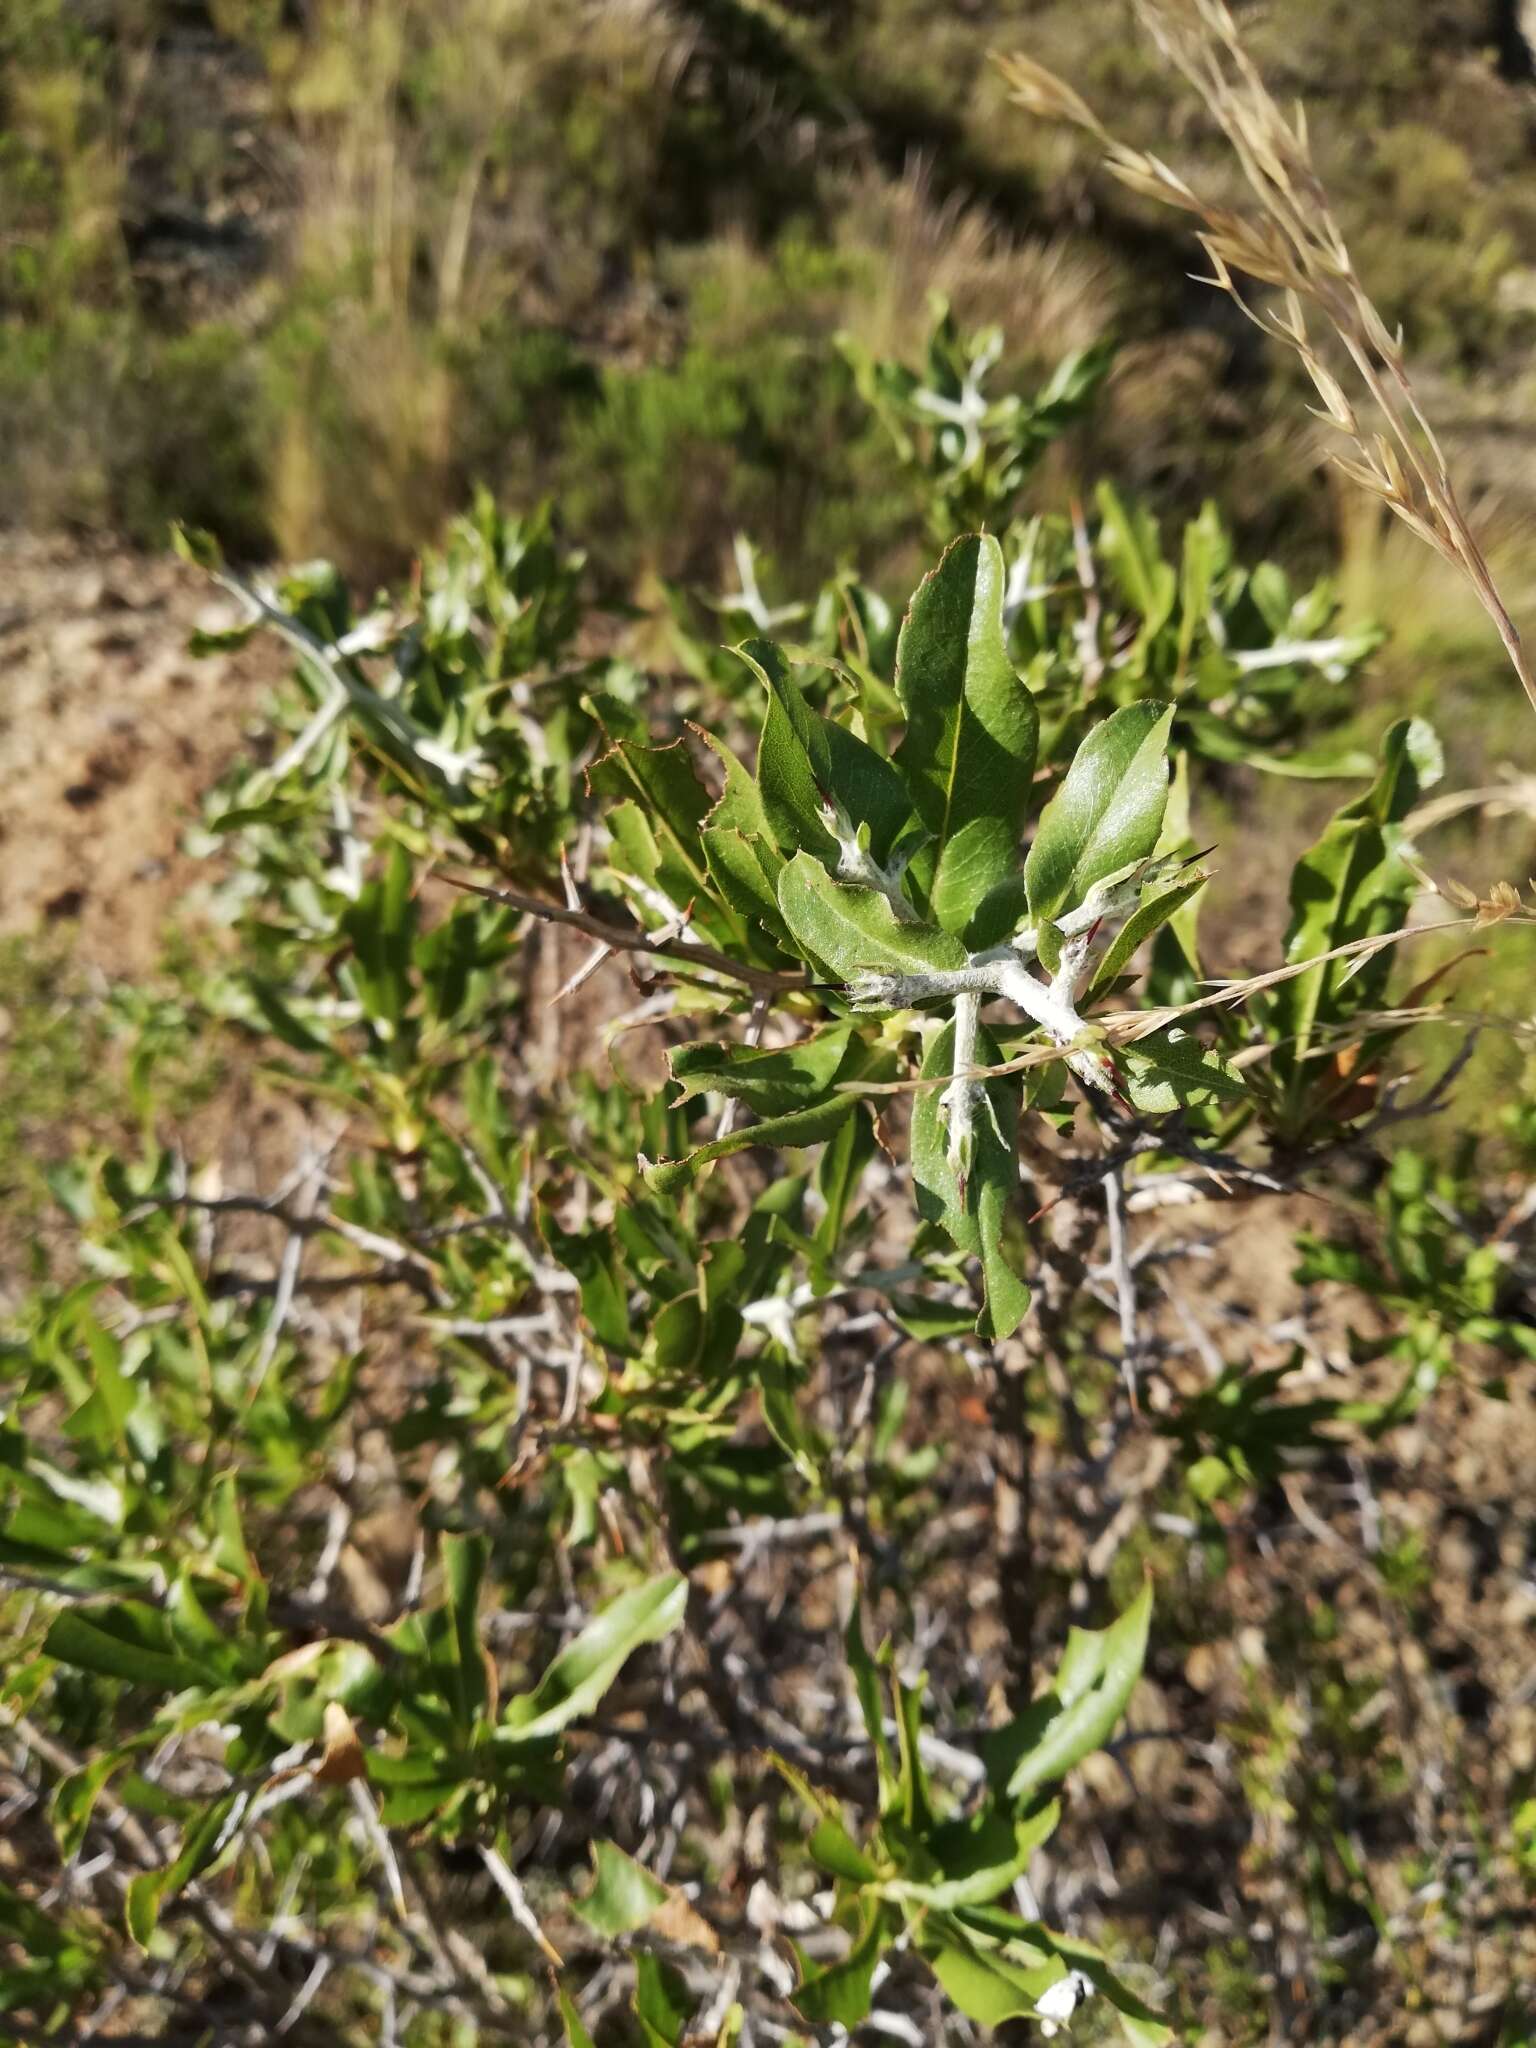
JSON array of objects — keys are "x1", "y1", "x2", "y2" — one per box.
[
  {"x1": 809, "y1": 1814, "x2": 880, "y2": 1884},
  {"x1": 52, "y1": 1749, "x2": 130, "y2": 1861},
  {"x1": 44, "y1": 1607, "x2": 214, "y2": 1694},
  {"x1": 668, "y1": 1025, "x2": 855, "y2": 1114},
  {"x1": 634, "y1": 1952, "x2": 692, "y2": 2048},
  {"x1": 1086, "y1": 875, "x2": 1207, "y2": 1001},
  {"x1": 1025, "y1": 704, "x2": 1173, "y2": 923},
  {"x1": 892, "y1": 1666, "x2": 936, "y2": 1835},
  {"x1": 1177, "y1": 500, "x2": 1230, "y2": 670},
  {"x1": 925, "y1": 1907, "x2": 1172, "y2": 2044},
  {"x1": 1036, "y1": 1931, "x2": 1175, "y2": 2046},
  {"x1": 440, "y1": 1531, "x2": 488, "y2": 1733},
  {"x1": 170, "y1": 522, "x2": 223, "y2": 571},
  {"x1": 1265, "y1": 717, "x2": 1442, "y2": 1120},
  {"x1": 124, "y1": 1792, "x2": 241, "y2": 1948},
  {"x1": 702, "y1": 825, "x2": 792, "y2": 946},
  {"x1": 910, "y1": 1020, "x2": 1030, "y2": 1340},
  {"x1": 541, "y1": 1210, "x2": 632, "y2": 1354},
  {"x1": 501, "y1": 1573, "x2": 687, "y2": 1741},
  {"x1": 883, "y1": 1802, "x2": 1060, "y2": 1910},
  {"x1": 558, "y1": 1987, "x2": 598, "y2": 2048},
  {"x1": 844, "y1": 1603, "x2": 897, "y2": 1804},
  {"x1": 590, "y1": 735, "x2": 739, "y2": 935},
  {"x1": 776, "y1": 854, "x2": 965, "y2": 984},
  {"x1": 643, "y1": 1095, "x2": 859, "y2": 1197},
  {"x1": 1095, "y1": 483, "x2": 1176, "y2": 640},
  {"x1": 925, "y1": 1925, "x2": 1059, "y2": 2025},
  {"x1": 792, "y1": 1913, "x2": 890, "y2": 2027},
  {"x1": 1180, "y1": 711, "x2": 1374, "y2": 779},
  {"x1": 340, "y1": 841, "x2": 418, "y2": 1042},
  {"x1": 814, "y1": 1092, "x2": 877, "y2": 1259},
  {"x1": 894, "y1": 534, "x2": 1039, "y2": 936},
  {"x1": 743, "y1": 639, "x2": 914, "y2": 867},
  {"x1": 576, "y1": 1840, "x2": 669, "y2": 1937},
  {"x1": 989, "y1": 1581, "x2": 1153, "y2": 1803},
  {"x1": 1114, "y1": 1029, "x2": 1246, "y2": 1114},
  {"x1": 125, "y1": 1871, "x2": 161, "y2": 1950}
]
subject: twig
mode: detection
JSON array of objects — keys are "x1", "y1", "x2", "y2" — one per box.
[
  {"x1": 1102, "y1": 1164, "x2": 1141, "y2": 1414},
  {"x1": 438, "y1": 873, "x2": 806, "y2": 995}
]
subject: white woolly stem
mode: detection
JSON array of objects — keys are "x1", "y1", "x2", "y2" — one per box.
[
  {"x1": 939, "y1": 991, "x2": 982, "y2": 1178},
  {"x1": 834, "y1": 833, "x2": 920, "y2": 923}
]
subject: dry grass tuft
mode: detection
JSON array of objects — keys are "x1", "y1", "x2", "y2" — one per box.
[
  {"x1": 996, "y1": 0, "x2": 1536, "y2": 720},
  {"x1": 830, "y1": 161, "x2": 1113, "y2": 371}
]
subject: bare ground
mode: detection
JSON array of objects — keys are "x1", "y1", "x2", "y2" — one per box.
[{"x1": 0, "y1": 531, "x2": 282, "y2": 972}]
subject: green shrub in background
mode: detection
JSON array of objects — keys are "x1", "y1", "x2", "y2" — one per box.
[
  {"x1": 4, "y1": 273, "x2": 1534, "y2": 2038},
  {"x1": 8, "y1": 0, "x2": 1536, "y2": 589}
]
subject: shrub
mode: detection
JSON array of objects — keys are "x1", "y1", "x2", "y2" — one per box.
[{"x1": 4, "y1": 10, "x2": 1536, "y2": 2045}]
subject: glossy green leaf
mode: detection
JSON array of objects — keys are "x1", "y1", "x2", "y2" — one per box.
[
  {"x1": 924, "y1": 1926, "x2": 1059, "y2": 2025},
  {"x1": 1024, "y1": 704, "x2": 1173, "y2": 923},
  {"x1": 894, "y1": 534, "x2": 1039, "y2": 935},
  {"x1": 883, "y1": 1802, "x2": 1060, "y2": 1910}
]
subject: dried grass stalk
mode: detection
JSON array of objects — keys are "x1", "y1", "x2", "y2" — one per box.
[{"x1": 996, "y1": 0, "x2": 1536, "y2": 718}]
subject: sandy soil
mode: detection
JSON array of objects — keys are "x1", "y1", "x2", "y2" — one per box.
[{"x1": 0, "y1": 532, "x2": 283, "y2": 975}]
